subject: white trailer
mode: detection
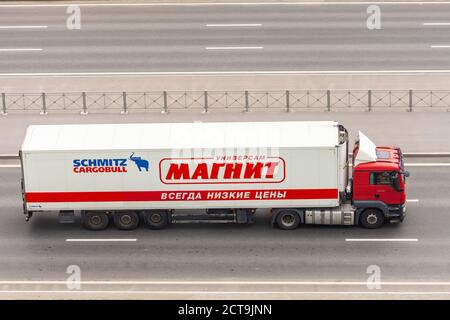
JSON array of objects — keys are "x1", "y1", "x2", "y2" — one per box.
[{"x1": 20, "y1": 121, "x2": 353, "y2": 230}]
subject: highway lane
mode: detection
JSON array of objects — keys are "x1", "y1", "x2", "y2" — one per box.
[
  {"x1": 0, "y1": 165, "x2": 449, "y2": 299},
  {"x1": 2, "y1": 3, "x2": 450, "y2": 73}
]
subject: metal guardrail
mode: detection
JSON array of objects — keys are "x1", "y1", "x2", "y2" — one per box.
[{"x1": 1, "y1": 90, "x2": 450, "y2": 115}]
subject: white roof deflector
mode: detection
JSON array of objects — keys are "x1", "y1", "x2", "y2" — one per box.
[{"x1": 355, "y1": 131, "x2": 377, "y2": 166}]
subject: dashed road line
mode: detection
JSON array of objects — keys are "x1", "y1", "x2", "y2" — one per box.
[
  {"x1": 0, "y1": 26, "x2": 48, "y2": 29},
  {"x1": 424, "y1": 22, "x2": 450, "y2": 26},
  {"x1": 0, "y1": 48, "x2": 42, "y2": 52},
  {"x1": 65, "y1": 239, "x2": 137, "y2": 242},
  {"x1": 206, "y1": 24, "x2": 262, "y2": 27},
  {"x1": 405, "y1": 163, "x2": 450, "y2": 167},
  {"x1": 345, "y1": 238, "x2": 418, "y2": 242},
  {"x1": 206, "y1": 46, "x2": 264, "y2": 50}
]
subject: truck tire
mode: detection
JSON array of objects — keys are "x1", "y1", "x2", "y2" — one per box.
[
  {"x1": 276, "y1": 210, "x2": 300, "y2": 230},
  {"x1": 82, "y1": 211, "x2": 109, "y2": 231},
  {"x1": 113, "y1": 211, "x2": 139, "y2": 230},
  {"x1": 143, "y1": 210, "x2": 169, "y2": 229},
  {"x1": 360, "y1": 209, "x2": 384, "y2": 229}
]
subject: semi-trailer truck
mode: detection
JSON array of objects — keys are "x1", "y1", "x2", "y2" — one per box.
[{"x1": 19, "y1": 121, "x2": 408, "y2": 230}]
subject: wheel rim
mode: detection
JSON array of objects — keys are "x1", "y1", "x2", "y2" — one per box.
[
  {"x1": 281, "y1": 213, "x2": 296, "y2": 227},
  {"x1": 150, "y1": 214, "x2": 162, "y2": 223},
  {"x1": 367, "y1": 213, "x2": 378, "y2": 225},
  {"x1": 120, "y1": 214, "x2": 132, "y2": 225},
  {"x1": 90, "y1": 215, "x2": 102, "y2": 226}
]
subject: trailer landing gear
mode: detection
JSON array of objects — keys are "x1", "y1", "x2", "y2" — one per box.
[{"x1": 25, "y1": 211, "x2": 33, "y2": 222}]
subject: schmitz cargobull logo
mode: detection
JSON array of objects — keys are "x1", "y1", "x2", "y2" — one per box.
[
  {"x1": 73, "y1": 158, "x2": 128, "y2": 173},
  {"x1": 159, "y1": 155, "x2": 285, "y2": 184},
  {"x1": 73, "y1": 153, "x2": 149, "y2": 173}
]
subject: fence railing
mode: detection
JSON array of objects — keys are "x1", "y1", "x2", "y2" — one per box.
[{"x1": 1, "y1": 90, "x2": 450, "y2": 115}]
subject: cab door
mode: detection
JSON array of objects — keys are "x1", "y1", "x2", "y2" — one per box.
[{"x1": 368, "y1": 171, "x2": 402, "y2": 205}]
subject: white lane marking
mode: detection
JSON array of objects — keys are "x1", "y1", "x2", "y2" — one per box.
[
  {"x1": 206, "y1": 24, "x2": 262, "y2": 27},
  {"x1": 206, "y1": 46, "x2": 264, "y2": 50},
  {"x1": 3, "y1": 280, "x2": 450, "y2": 285},
  {"x1": 346, "y1": 238, "x2": 418, "y2": 242},
  {"x1": 405, "y1": 163, "x2": 450, "y2": 167},
  {"x1": 6, "y1": 70, "x2": 450, "y2": 77},
  {"x1": 424, "y1": 23, "x2": 450, "y2": 26},
  {"x1": 403, "y1": 152, "x2": 450, "y2": 157},
  {"x1": 406, "y1": 199, "x2": 419, "y2": 202},
  {"x1": 0, "y1": 26, "x2": 48, "y2": 29},
  {"x1": 431, "y1": 45, "x2": 450, "y2": 48},
  {"x1": 2, "y1": 2, "x2": 450, "y2": 7},
  {"x1": 0, "y1": 48, "x2": 42, "y2": 52},
  {"x1": 1, "y1": 290, "x2": 450, "y2": 296},
  {"x1": 0, "y1": 165, "x2": 21, "y2": 168},
  {"x1": 65, "y1": 239, "x2": 137, "y2": 242}
]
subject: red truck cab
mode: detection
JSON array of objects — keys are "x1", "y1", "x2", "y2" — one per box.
[{"x1": 351, "y1": 133, "x2": 409, "y2": 228}]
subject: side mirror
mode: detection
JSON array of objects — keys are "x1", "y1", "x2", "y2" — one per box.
[
  {"x1": 404, "y1": 171, "x2": 410, "y2": 178},
  {"x1": 390, "y1": 172, "x2": 403, "y2": 192}
]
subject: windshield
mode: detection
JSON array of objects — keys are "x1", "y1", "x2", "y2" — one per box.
[
  {"x1": 397, "y1": 148, "x2": 408, "y2": 183},
  {"x1": 398, "y1": 148, "x2": 405, "y2": 172}
]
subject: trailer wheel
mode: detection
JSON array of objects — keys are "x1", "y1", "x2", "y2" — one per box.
[
  {"x1": 143, "y1": 210, "x2": 169, "y2": 230},
  {"x1": 82, "y1": 211, "x2": 109, "y2": 231},
  {"x1": 276, "y1": 210, "x2": 300, "y2": 230},
  {"x1": 360, "y1": 209, "x2": 384, "y2": 229},
  {"x1": 113, "y1": 211, "x2": 139, "y2": 230}
]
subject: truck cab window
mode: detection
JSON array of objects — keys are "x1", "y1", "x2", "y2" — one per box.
[{"x1": 370, "y1": 172, "x2": 391, "y2": 185}]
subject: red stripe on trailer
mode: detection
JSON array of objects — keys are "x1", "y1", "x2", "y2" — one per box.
[{"x1": 25, "y1": 188, "x2": 338, "y2": 203}]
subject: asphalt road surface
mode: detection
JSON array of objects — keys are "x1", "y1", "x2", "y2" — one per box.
[
  {"x1": 0, "y1": 164, "x2": 449, "y2": 299},
  {"x1": 1, "y1": 110, "x2": 450, "y2": 298},
  {"x1": 2, "y1": 2, "x2": 450, "y2": 74}
]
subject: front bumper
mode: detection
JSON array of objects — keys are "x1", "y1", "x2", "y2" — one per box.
[{"x1": 386, "y1": 203, "x2": 406, "y2": 223}]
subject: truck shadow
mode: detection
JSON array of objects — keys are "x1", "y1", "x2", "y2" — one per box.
[{"x1": 25, "y1": 210, "x2": 402, "y2": 240}]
